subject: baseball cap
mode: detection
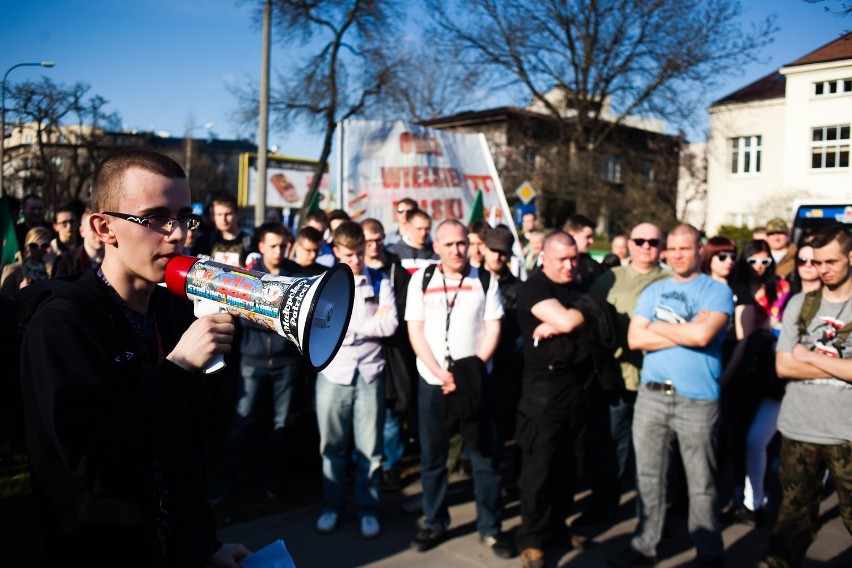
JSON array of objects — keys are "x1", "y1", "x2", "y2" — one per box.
[{"x1": 765, "y1": 218, "x2": 788, "y2": 233}]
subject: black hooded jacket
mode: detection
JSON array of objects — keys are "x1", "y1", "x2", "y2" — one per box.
[{"x1": 17, "y1": 270, "x2": 219, "y2": 567}]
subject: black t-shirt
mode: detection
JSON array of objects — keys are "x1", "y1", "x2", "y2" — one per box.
[{"x1": 517, "y1": 270, "x2": 591, "y2": 377}]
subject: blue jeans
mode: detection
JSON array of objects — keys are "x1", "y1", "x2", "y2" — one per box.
[
  {"x1": 316, "y1": 371, "x2": 384, "y2": 517},
  {"x1": 631, "y1": 388, "x2": 723, "y2": 559},
  {"x1": 383, "y1": 407, "x2": 404, "y2": 471},
  {"x1": 418, "y1": 380, "x2": 502, "y2": 537},
  {"x1": 215, "y1": 362, "x2": 300, "y2": 486}
]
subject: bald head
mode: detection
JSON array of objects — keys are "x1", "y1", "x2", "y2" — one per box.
[
  {"x1": 541, "y1": 231, "x2": 579, "y2": 285},
  {"x1": 628, "y1": 222, "x2": 663, "y2": 273}
]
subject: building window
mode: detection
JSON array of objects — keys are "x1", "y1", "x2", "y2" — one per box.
[
  {"x1": 523, "y1": 148, "x2": 537, "y2": 171},
  {"x1": 642, "y1": 160, "x2": 655, "y2": 187},
  {"x1": 601, "y1": 155, "x2": 621, "y2": 183},
  {"x1": 814, "y1": 79, "x2": 852, "y2": 96},
  {"x1": 811, "y1": 125, "x2": 850, "y2": 169},
  {"x1": 730, "y1": 135, "x2": 761, "y2": 174}
]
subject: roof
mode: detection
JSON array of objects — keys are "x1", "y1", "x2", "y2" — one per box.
[
  {"x1": 712, "y1": 71, "x2": 786, "y2": 106},
  {"x1": 785, "y1": 31, "x2": 852, "y2": 68},
  {"x1": 711, "y1": 32, "x2": 852, "y2": 107}
]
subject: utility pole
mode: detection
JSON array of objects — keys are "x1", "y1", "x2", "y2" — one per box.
[{"x1": 255, "y1": 0, "x2": 272, "y2": 227}]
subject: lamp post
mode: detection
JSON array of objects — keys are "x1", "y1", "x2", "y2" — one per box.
[
  {"x1": 1, "y1": 61, "x2": 55, "y2": 195},
  {"x1": 184, "y1": 122, "x2": 213, "y2": 182}
]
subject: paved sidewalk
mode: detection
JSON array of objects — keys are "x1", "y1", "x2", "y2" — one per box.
[{"x1": 219, "y1": 473, "x2": 851, "y2": 567}]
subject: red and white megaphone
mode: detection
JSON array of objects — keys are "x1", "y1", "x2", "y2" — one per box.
[{"x1": 165, "y1": 256, "x2": 354, "y2": 373}]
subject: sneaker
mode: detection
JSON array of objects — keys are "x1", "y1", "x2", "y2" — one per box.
[
  {"x1": 411, "y1": 527, "x2": 445, "y2": 552},
  {"x1": 520, "y1": 547, "x2": 545, "y2": 568},
  {"x1": 607, "y1": 545, "x2": 656, "y2": 567},
  {"x1": 316, "y1": 511, "x2": 339, "y2": 534},
  {"x1": 480, "y1": 533, "x2": 516, "y2": 559},
  {"x1": 360, "y1": 515, "x2": 381, "y2": 539},
  {"x1": 732, "y1": 505, "x2": 765, "y2": 527}
]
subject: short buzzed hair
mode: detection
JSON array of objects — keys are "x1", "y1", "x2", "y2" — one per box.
[
  {"x1": 332, "y1": 221, "x2": 365, "y2": 249},
  {"x1": 406, "y1": 209, "x2": 431, "y2": 225},
  {"x1": 667, "y1": 223, "x2": 702, "y2": 245},
  {"x1": 544, "y1": 231, "x2": 577, "y2": 250},
  {"x1": 361, "y1": 218, "x2": 384, "y2": 235},
  {"x1": 92, "y1": 149, "x2": 185, "y2": 213},
  {"x1": 256, "y1": 222, "x2": 292, "y2": 245},
  {"x1": 297, "y1": 226, "x2": 323, "y2": 245},
  {"x1": 563, "y1": 214, "x2": 595, "y2": 234}
]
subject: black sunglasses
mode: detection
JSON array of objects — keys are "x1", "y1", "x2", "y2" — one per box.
[
  {"x1": 631, "y1": 238, "x2": 660, "y2": 248},
  {"x1": 715, "y1": 253, "x2": 736, "y2": 262},
  {"x1": 797, "y1": 257, "x2": 815, "y2": 266}
]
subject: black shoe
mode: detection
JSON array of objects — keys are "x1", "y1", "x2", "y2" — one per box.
[
  {"x1": 548, "y1": 526, "x2": 590, "y2": 551},
  {"x1": 401, "y1": 496, "x2": 422, "y2": 515},
  {"x1": 480, "y1": 533, "x2": 516, "y2": 559},
  {"x1": 382, "y1": 467, "x2": 402, "y2": 492},
  {"x1": 608, "y1": 546, "x2": 656, "y2": 567},
  {"x1": 732, "y1": 505, "x2": 764, "y2": 527},
  {"x1": 411, "y1": 527, "x2": 445, "y2": 552}
]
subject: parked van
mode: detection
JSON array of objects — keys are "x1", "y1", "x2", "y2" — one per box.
[{"x1": 791, "y1": 201, "x2": 852, "y2": 245}]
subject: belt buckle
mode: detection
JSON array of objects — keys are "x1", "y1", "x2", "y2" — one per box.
[{"x1": 662, "y1": 381, "x2": 674, "y2": 395}]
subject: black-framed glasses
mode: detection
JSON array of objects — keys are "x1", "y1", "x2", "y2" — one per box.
[
  {"x1": 747, "y1": 257, "x2": 772, "y2": 267},
  {"x1": 716, "y1": 253, "x2": 736, "y2": 262},
  {"x1": 104, "y1": 211, "x2": 201, "y2": 232},
  {"x1": 797, "y1": 257, "x2": 815, "y2": 266},
  {"x1": 631, "y1": 238, "x2": 660, "y2": 248}
]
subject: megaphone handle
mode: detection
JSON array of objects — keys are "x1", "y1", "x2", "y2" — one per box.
[{"x1": 193, "y1": 298, "x2": 228, "y2": 374}]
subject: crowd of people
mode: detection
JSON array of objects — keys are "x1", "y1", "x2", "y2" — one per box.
[{"x1": 2, "y1": 149, "x2": 850, "y2": 568}]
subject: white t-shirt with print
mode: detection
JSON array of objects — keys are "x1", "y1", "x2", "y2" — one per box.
[{"x1": 405, "y1": 265, "x2": 504, "y2": 385}]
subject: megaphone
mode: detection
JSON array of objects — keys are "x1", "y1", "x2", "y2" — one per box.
[{"x1": 164, "y1": 255, "x2": 354, "y2": 373}]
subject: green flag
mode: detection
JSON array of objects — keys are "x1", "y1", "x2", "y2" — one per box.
[
  {"x1": 468, "y1": 189, "x2": 484, "y2": 224},
  {"x1": 1, "y1": 195, "x2": 20, "y2": 267},
  {"x1": 298, "y1": 187, "x2": 322, "y2": 230}
]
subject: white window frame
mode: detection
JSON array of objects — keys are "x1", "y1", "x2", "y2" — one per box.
[
  {"x1": 811, "y1": 125, "x2": 850, "y2": 170},
  {"x1": 730, "y1": 135, "x2": 762, "y2": 175},
  {"x1": 813, "y1": 78, "x2": 852, "y2": 97}
]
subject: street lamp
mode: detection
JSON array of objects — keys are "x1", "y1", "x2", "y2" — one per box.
[
  {"x1": 184, "y1": 122, "x2": 213, "y2": 181},
  {"x1": 1, "y1": 61, "x2": 55, "y2": 195}
]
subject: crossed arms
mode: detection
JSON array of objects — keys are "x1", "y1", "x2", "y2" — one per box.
[{"x1": 628, "y1": 309, "x2": 729, "y2": 352}]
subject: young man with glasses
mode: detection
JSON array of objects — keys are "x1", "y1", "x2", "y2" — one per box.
[
  {"x1": 18, "y1": 150, "x2": 249, "y2": 567},
  {"x1": 51, "y1": 204, "x2": 81, "y2": 254}
]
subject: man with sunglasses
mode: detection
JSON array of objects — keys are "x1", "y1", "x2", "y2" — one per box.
[
  {"x1": 610, "y1": 224, "x2": 732, "y2": 567},
  {"x1": 385, "y1": 197, "x2": 418, "y2": 248},
  {"x1": 764, "y1": 224, "x2": 852, "y2": 568},
  {"x1": 581, "y1": 223, "x2": 670, "y2": 528},
  {"x1": 18, "y1": 150, "x2": 250, "y2": 567}
]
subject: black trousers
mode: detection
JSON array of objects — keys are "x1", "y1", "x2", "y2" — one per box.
[{"x1": 515, "y1": 375, "x2": 591, "y2": 549}]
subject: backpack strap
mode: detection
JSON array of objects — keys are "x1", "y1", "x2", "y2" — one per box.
[
  {"x1": 367, "y1": 267, "x2": 383, "y2": 297},
  {"x1": 478, "y1": 267, "x2": 491, "y2": 294},
  {"x1": 421, "y1": 264, "x2": 437, "y2": 294}
]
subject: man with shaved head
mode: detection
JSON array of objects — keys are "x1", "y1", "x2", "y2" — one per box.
[
  {"x1": 515, "y1": 231, "x2": 617, "y2": 568},
  {"x1": 405, "y1": 219, "x2": 512, "y2": 558},
  {"x1": 610, "y1": 224, "x2": 732, "y2": 567},
  {"x1": 576, "y1": 223, "x2": 671, "y2": 528}
]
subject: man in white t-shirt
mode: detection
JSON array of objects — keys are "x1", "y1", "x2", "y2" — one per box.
[{"x1": 405, "y1": 219, "x2": 513, "y2": 558}]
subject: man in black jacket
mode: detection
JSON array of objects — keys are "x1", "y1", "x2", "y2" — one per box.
[
  {"x1": 210, "y1": 222, "x2": 305, "y2": 502},
  {"x1": 515, "y1": 231, "x2": 615, "y2": 568},
  {"x1": 18, "y1": 149, "x2": 249, "y2": 567}
]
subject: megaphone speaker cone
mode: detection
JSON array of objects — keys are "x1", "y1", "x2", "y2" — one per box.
[{"x1": 298, "y1": 263, "x2": 354, "y2": 372}]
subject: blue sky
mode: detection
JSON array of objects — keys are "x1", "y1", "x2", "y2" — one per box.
[{"x1": 1, "y1": 0, "x2": 849, "y2": 159}]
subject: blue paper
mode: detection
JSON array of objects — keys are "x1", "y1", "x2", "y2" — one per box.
[{"x1": 239, "y1": 539, "x2": 296, "y2": 568}]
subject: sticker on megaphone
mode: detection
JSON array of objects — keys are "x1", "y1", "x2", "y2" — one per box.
[{"x1": 165, "y1": 256, "x2": 354, "y2": 373}]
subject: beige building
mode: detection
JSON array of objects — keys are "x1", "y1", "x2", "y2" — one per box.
[{"x1": 703, "y1": 32, "x2": 851, "y2": 233}]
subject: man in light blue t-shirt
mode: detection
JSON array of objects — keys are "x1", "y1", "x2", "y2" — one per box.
[{"x1": 608, "y1": 224, "x2": 733, "y2": 568}]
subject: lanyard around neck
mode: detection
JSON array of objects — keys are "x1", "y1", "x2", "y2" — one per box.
[{"x1": 441, "y1": 264, "x2": 469, "y2": 359}]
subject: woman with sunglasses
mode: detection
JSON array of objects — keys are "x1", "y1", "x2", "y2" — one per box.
[
  {"x1": 722, "y1": 239, "x2": 790, "y2": 526},
  {"x1": 738, "y1": 239, "x2": 823, "y2": 528},
  {"x1": 701, "y1": 236, "x2": 748, "y2": 367},
  {"x1": 1, "y1": 226, "x2": 56, "y2": 297}
]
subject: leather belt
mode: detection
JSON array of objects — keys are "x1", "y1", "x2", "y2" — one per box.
[{"x1": 644, "y1": 381, "x2": 676, "y2": 395}]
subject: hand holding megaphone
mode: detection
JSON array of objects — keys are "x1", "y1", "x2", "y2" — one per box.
[{"x1": 164, "y1": 255, "x2": 354, "y2": 374}]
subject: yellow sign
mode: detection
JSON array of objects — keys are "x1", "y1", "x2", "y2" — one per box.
[{"x1": 515, "y1": 181, "x2": 537, "y2": 204}]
